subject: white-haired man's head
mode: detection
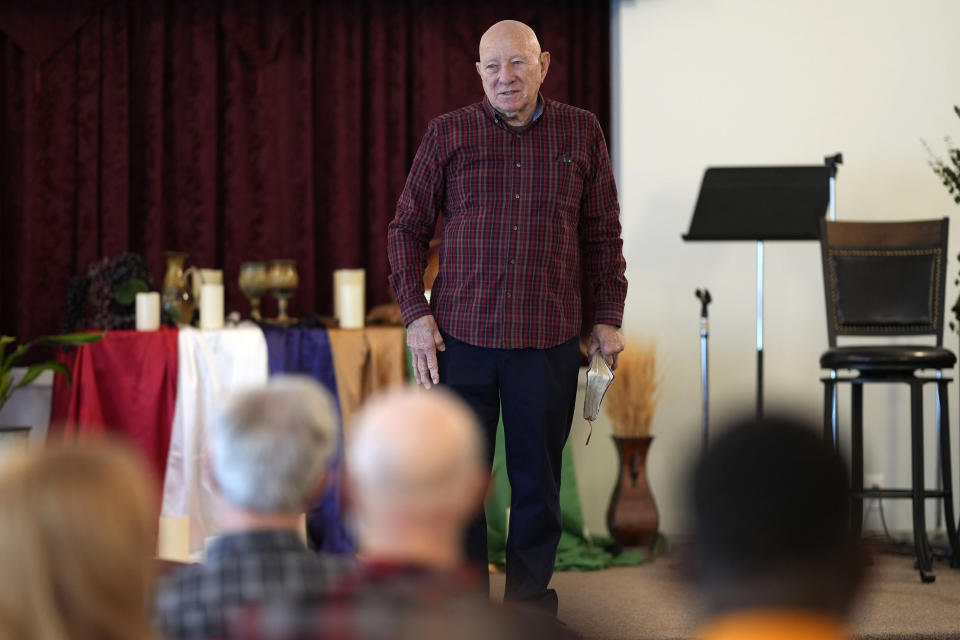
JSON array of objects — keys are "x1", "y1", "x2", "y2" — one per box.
[
  {"x1": 346, "y1": 387, "x2": 487, "y2": 561},
  {"x1": 209, "y1": 375, "x2": 339, "y2": 514}
]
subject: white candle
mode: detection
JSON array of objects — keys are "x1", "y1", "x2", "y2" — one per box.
[
  {"x1": 334, "y1": 269, "x2": 365, "y2": 329},
  {"x1": 135, "y1": 292, "x2": 161, "y2": 331},
  {"x1": 340, "y1": 282, "x2": 365, "y2": 329},
  {"x1": 199, "y1": 284, "x2": 224, "y2": 330}
]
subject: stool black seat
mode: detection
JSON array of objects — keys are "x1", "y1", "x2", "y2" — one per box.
[
  {"x1": 821, "y1": 346, "x2": 956, "y2": 372},
  {"x1": 819, "y1": 218, "x2": 958, "y2": 583}
]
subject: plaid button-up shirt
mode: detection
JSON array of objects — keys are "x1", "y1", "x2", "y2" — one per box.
[
  {"x1": 388, "y1": 95, "x2": 627, "y2": 349},
  {"x1": 227, "y1": 562, "x2": 578, "y2": 640},
  {"x1": 153, "y1": 530, "x2": 352, "y2": 640}
]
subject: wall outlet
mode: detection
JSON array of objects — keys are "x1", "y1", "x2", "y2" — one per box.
[{"x1": 865, "y1": 473, "x2": 884, "y2": 490}]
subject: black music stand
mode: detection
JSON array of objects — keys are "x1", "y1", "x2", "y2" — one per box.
[{"x1": 684, "y1": 157, "x2": 839, "y2": 420}]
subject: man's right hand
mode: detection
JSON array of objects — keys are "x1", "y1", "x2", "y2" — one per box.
[{"x1": 407, "y1": 315, "x2": 445, "y2": 389}]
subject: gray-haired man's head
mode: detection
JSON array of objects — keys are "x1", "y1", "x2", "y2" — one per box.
[{"x1": 209, "y1": 375, "x2": 338, "y2": 513}]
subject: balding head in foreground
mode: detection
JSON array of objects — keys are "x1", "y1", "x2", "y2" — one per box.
[{"x1": 347, "y1": 386, "x2": 487, "y2": 568}]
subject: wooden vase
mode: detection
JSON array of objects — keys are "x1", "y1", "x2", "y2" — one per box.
[{"x1": 607, "y1": 434, "x2": 659, "y2": 548}]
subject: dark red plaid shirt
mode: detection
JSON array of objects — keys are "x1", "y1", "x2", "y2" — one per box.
[
  {"x1": 387, "y1": 95, "x2": 627, "y2": 349},
  {"x1": 228, "y1": 562, "x2": 577, "y2": 640}
]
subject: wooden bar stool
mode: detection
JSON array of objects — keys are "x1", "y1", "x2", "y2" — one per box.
[{"x1": 819, "y1": 218, "x2": 958, "y2": 582}]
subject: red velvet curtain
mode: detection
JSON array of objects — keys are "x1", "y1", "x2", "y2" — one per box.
[{"x1": 0, "y1": 0, "x2": 610, "y2": 342}]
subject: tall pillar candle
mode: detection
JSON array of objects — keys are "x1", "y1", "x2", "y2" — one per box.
[
  {"x1": 136, "y1": 292, "x2": 161, "y2": 331},
  {"x1": 334, "y1": 269, "x2": 365, "y2": 329},
  {"x1": 199, "y1": 284, "x2": 224, "y2": 330}
]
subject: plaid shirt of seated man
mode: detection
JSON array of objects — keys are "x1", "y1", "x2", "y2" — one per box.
[
  {"x1": 154, "y1": 529, "x2": 353, "y2": 640},
  {"x1": 226, "y1": 561, "x2": 579, "y2": 640}
]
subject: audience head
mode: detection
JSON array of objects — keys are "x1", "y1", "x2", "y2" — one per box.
[
  {"x1": 346, "y1": 386, "x2": 487, "y2": 564},
  {"x1": 209, "y1": 375, "x2": 339, "y2": 515},
  {"x1": 0, "y1": 441, "x2": 158, "y2": 640},
  {"x1": 689, "y1": 414, "x2": 865, "y2": 619}
]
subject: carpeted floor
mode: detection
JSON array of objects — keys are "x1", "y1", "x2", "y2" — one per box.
[{"x1": 490, "y1": 552, "x2": 960, "y2": 639}]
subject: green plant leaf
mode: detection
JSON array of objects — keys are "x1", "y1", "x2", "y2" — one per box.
[
  {"x1": 32, "y1": 332, "x2": 105, "y2": 347},
  {"x1": 113, "y1": 278, "x2": 148, "y2": 306},
  {"x1": 0, "y1": 336, "x2": 13, "y2": 362},
  {"x1": 14, "y1": 361, "x2": 70, "y2": 391},
  {"x1": 3, "y1": 332, "x2": 103, "y2": 372},
  {"x1": 2, "y1": 343, "x2": 30, "y2": 371},
  {"x1": 0, "y1": 370, "x2": 11, "y2": 408}
]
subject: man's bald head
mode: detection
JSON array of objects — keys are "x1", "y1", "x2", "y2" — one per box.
[
  {"x1": 478, "y1": 20, "x2": 541, "y2": 60},
  {"x1": 476, "y1": 20, "x2": 550, "y2": 127},
  {"x1": 347, "y1": 387, "x2": 486, "y2": 516}
]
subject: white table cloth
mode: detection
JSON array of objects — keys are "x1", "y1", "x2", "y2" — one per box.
[{"x1": 160, "y1": 323, "x2": 268, "y2": 555}]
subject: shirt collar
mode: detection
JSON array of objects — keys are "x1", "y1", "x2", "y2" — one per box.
[
  {"x1": 481, "y1": 93, "x2": 546, "y2": 132},
  {"x1": 205, "y1": 529, "x2": 306, "y2": 562}
]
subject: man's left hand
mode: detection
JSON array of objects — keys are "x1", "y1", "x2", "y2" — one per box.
[{"x1": 588, "y1": 324, "x2": 625, "y2": 370}]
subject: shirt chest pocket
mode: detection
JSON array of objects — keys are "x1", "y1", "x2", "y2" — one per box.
[{"x1": 550, "y1": 151, "x2": 589, "y2": 219}]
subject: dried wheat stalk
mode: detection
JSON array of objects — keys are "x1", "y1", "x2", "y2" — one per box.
[{"x1": 604, "y1": 340, "x2": 659, "y2": 437}]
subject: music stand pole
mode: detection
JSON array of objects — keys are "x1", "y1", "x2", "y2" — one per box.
[
  {"x1": 825, "y1": 154, "x2": 842, "y2": 442},
  {"x1": 829, "y1": 174, "x2": 836, "y2": 221},
  {"x1": 825, "y1": 153, "x2": 841, "y2": 223},
  {"x1": 756, "y1": 241, "x2": 764, "y2": 419}
]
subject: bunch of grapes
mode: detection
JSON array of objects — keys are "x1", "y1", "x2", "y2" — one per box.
[
  {"x1": 102, "y1": 253, "x2": 152, "y2": 293},
  {"x1": 66, "y1": 254, "x2": 154, "y2": 330}
]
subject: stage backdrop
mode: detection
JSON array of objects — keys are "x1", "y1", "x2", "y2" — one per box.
[{"x1": 0, "y1": 0, "x2": 610, "y2": 344}]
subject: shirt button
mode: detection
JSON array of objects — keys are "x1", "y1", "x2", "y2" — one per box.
[
  {"x1": 512, "y1": 225, "x2": 518, "y2": 231},
  {"x1": 514, "y1": 193, "x2": 520, "y2": 199},
  {"x1": 510, "y1": 259, "x2": 516, "y2": 265},
  {"x1": 506, "y1": 292, "x2": 512, "y2": 298},
  {"x1": 515, "y1": 162, "x2": 521, "y2": 168}
]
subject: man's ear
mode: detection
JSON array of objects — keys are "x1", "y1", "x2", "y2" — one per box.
[
  {"x1": 539, "y1": 51, "x2": 551, "y2": 80},
  {"x1": 475, "y1": 61, "x2": 483, "y2": 78}
]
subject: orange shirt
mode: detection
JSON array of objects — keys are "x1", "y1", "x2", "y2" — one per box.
[{"x1": 698, "y1": 610, "x2": 848, "y2": 640}]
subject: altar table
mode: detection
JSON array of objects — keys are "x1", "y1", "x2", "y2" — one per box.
[{"x1": 50, "y1": 323, "x2": 407, "y2": 557}]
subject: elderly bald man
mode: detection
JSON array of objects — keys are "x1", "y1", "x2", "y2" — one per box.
[{"x1": 387, "y1": 19, "x2": 627, "y2": 614}]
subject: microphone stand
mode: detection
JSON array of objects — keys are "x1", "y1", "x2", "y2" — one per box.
[{"x1": 695, "y1": 288, "x2": 712, "y2": 449}]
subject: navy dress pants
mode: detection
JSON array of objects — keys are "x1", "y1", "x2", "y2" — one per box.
[{"x1": 437, "y1": 333, "x2": 581, "y2": 615}]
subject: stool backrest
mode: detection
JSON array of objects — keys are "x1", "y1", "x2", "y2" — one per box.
[{"x1": 820, "y1": 218, "x2": 949, "y2": 347}]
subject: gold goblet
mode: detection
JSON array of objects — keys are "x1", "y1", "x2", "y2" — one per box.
[
  {"x1": 238, "y1": 262, "x2": 268, "y2": 321},
  {"x1": 267, "y1": 259, "x2": 299, "y2": 323}
]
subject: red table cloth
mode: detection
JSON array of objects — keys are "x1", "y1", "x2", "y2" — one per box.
[{"x1": 50, "y1": 328, "x2": 179, "y2": 482}]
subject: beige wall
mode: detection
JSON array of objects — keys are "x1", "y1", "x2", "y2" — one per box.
[{"x1": 575, "y1": 0, "x2": 960, "y2": 537}]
